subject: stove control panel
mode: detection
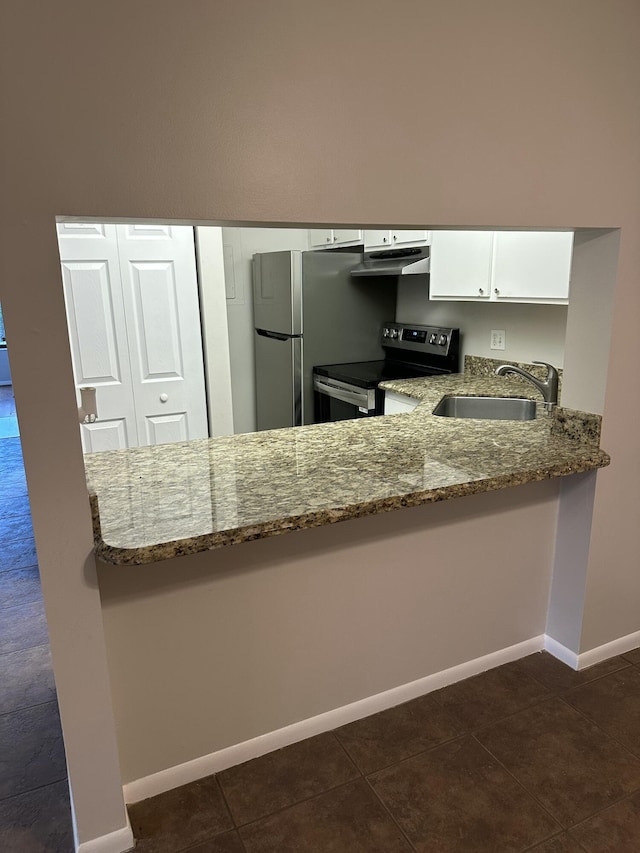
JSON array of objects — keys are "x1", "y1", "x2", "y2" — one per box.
[{"x1": 382, "y1": 323, "x2": 456, "y2": 356}]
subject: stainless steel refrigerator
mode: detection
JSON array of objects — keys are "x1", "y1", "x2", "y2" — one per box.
[{"x1": 253, "y1": 250, "x2": 397, "y2": 431}]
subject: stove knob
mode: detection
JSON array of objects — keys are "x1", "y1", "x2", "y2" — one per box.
[
  {"x1": 429, "y1": 333, "x2": 437, "y2": 345},
  {"x1": 438, "y1": 334, "x2": 448, "y2": 346},
  {"x1": 390, "y1": 328, "x2": 399, "y2": 339},
  {"x1": 383, "y1": 327, "x2": 390, "y2": 338}
]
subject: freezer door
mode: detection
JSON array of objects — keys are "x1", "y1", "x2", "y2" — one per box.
[
  {"x1": 255, "y1": 330, "x2": 303, "y2": 431},
  {"x1": 253, "y1": 251, "x2": 303, "y2": 335}
]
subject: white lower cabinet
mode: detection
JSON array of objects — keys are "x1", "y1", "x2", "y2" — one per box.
[
  {"x1": 384, "y1": 391, "x2": 420, "y2": 415},
  {"x1": 429, "y1": 230, "x2": 573, "y2": 304}
]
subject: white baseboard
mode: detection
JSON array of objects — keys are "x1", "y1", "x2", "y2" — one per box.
[
  {"x1": 577, "y1": 628, "x2": 640, "y2": 670},
  {"x1": 544, "y1": 635, "x2": 579, "y2": 669},
  {"x1": 123, "y1": 634, "x2": 545, "y2": 804},
  {"x1": 544, "y1": 628, "x2": 640, "y2": 671},
  {"x1": 75, "y1": 822, "x2": 134, "y2": 853}
]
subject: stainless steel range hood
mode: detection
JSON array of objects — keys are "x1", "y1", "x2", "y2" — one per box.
[{"x1": 350, "y1": 246, "x2": 430, "y2": 277}]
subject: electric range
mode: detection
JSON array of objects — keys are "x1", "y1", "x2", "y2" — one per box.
[{"x1": 313, "y1": 322, "x2": 460, "y2": 422}]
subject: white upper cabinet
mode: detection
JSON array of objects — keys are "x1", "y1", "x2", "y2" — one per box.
[
  {"x1": 491, "y1": 232, "x2": 573, "y2": 302},
  {"x1": 364, "y1": 229, "x2": 392, "y2": 249},
  {"x1": 429, "y1": 230, "x2": 573, "y2": 304},
  {"x1": 309, "y1": 229, "x2": 334, "y2": 248},
  {"x1": 310, "y1": 228, "x2": 431, "y2": 251},
  {"x1": 390, "y1": 229, "x2": 431, "y2": 247},
  {"x1": 429, "y1": 231, "x2": 494, "y2": 300},
  {"x1": 309, "y1": 229, "x2": 363, "y2": 249},
  {"x1": 364, "y1": 229, "x2": 431, "y2": 250}
]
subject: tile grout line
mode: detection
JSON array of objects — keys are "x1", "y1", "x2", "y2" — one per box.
[
  {"x1": 0, "y1": 564, "x2": 39, "y2": 577},
  {"x1": 470, "y1": 733, "x2": 565, "y2": 837},
  {"x1": 211, "y1": 773, "x2": 249, "y2": 853},
  {"x1": 0, "y1": 694, "x2": 59, "y2": 721},
  {"x1": 471, "y1": 692, "x2": 640, "y2": 834},
  {"x1": 0, "y1": 640, "x2": 51, "y2": 660},
  {"x1": 328, "y1": 728, "x2": 366, "y2": 778},
  {"x1": 519, "y1": 830, "x2": 590, "y2": 853},
  {"x1": 0, "y1": 595, "x2": 45, "y2": 615},
  {"x1": 362, "y1": 774, "x2": 419, "y2": 852},
  {"x1": 130, "y1": 773, "x2": 247, "y2": 853},
  {"x1": 221, "y1": 776, "x2": 393, "y2": 836},
  {"x1": 555, "y1": 691, "x2": 640, "y2": 771},
  {"x1": 0, "y1": 772, "x2": 69, "y2": 806},
  {"x1": 565, "y1": 788, "x2": 640, "y2": 838}
]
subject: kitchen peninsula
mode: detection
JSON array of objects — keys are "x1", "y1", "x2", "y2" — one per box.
[{"x1": 85, "y1": 368, "x2": 609, "y2": 566}]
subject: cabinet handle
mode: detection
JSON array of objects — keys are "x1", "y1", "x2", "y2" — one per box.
[
  {"x1": 479, "y1": 288, "x2": 484, "y2": 294},
  {"x1": 494, "y1": 288, "x2": 500, "y2": 295},
  {"x1": 160, "y1": 393, "x2": 168, "y2": 403}
]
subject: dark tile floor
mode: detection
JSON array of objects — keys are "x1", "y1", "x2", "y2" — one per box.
[
  {"x1": 129, "y1": 649, "x2": 640, "y2": 853},
  {"x1": 0, "y1": 426, "x2": 74, "y2": 853}
]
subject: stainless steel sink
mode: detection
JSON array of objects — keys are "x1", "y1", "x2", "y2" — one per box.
[{"x1": 432, "y1": 395, "x2": 537, "y2": 421}]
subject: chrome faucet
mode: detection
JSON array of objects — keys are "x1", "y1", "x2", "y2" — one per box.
[{"x1": 495, "y1": 361, "x2": 559, "y2": 409}]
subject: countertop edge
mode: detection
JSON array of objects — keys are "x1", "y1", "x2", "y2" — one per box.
[{"x1": 92, "y1": 451, "x2": 610, "y2": 566}]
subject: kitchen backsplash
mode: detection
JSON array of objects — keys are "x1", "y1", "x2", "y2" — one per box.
[{"x1": 396, "y1": 277, "x2": 568, "y2": 367}]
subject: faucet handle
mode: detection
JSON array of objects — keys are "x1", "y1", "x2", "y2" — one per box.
[{"x1": 532, "y1": 360, "x2": 558, "y2": 378}]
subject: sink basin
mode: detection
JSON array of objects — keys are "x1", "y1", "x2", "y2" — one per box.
[{"x1": 433, "y1": 395, "x2": 537, "y2": 421}]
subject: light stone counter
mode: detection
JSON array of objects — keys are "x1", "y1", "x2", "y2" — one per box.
[{"x1": 84, "y1": 372, "x2": 609, "y2": 566}]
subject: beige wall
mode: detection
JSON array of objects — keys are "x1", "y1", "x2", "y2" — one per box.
[
  {"x1": 1, "y1": 0, "x2": 639, "y2": 844},
  {"x1": 99, "y1": 482, "x2": 559, "y2": 783}
]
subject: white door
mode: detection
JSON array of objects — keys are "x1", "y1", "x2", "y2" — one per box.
[
  {"x1": 58, "y1": 222, "x2": 209, "y2": 450},
  {"x1": 114, "y1": 223, "x2": 208, "y2": 445},
  {"x1": 58, "y1": 222, "x2": 138, "y2": 451}
]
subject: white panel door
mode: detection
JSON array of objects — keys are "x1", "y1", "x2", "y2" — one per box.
[
  {"x1": 57, "y1": 222, "x2": 138, "y2": 452},
  {"x1": 58, "y1": 222, "x2": 209, "y2": 450},
  {"x1": 115, "y1": 224, "x2": 209, "y2": 445}
]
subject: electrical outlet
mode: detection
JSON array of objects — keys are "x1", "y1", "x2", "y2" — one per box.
[{"x1": 490, "y1": 329, "x2": 506, "y2": 350}]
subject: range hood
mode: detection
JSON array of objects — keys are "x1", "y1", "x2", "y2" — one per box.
[{"x1": 351, "y1": 246, "x2": 430, "y2": 277}]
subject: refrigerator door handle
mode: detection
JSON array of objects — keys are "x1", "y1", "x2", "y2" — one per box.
[
  {"x1": 256, "y1": 328, "x2": 297, "y2": 342},
  {"x1": 292, "y1": 336, "x2": 303, "y2": 426}
]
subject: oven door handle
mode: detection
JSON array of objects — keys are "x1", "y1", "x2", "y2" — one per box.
[{"x1": 313, "y1": 376, "x2": 374, "y2": 410}]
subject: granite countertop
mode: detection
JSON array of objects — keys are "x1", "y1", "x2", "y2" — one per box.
[{"x1": 84, "y1": 371, "x2": 609, "y2": 566}]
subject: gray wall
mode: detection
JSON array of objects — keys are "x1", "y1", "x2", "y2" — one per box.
[{"x1": 397, "y1": 279, "x2": 568, "y2": 367}]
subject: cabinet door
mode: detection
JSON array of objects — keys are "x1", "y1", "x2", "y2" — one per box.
[
  {"x1": 332, "y1": 229, "x2": 363, "y2": 245},
  {"x1": 392, "y1": 229, "x2": 430, "y2": 247},
  {"x1": 429, "y1": 231, "x2": 493, "y2": 300},
  {"x1": 364, "y1": 230, "x2": 392, "y2": 250},
  {"x1": 309, "y1": 229, "x2": 334, "y2": 249},
  {"x1": 384, "y1": 391, "x2": 419, "y2": 415},
  {"x1": 492, "y1": 232, "x2": 573, "y2": 302}
]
